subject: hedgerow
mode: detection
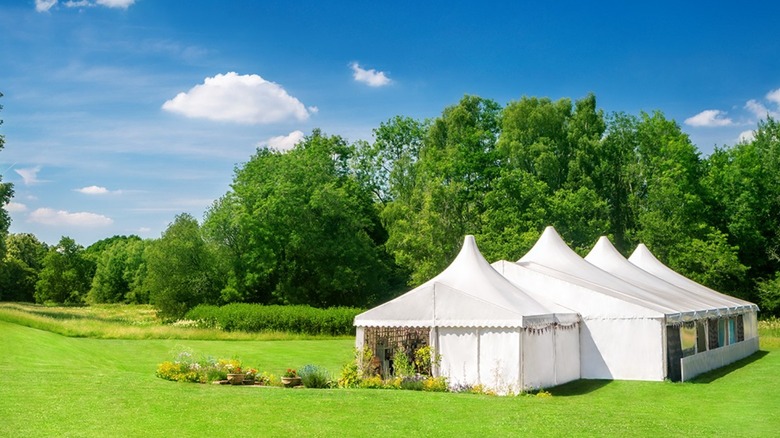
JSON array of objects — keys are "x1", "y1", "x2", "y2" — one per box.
[{"x1": 184, "y1": 303, "x2": 362, "y2": 336}]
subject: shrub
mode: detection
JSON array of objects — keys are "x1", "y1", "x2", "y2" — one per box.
[
  {"x1": 358, "y1": 375, "x2": 385, "y2": 389},
  {"x1": 299, "y1": 364, "x2": 331, "y2": 388},
  {"x1": 422, "y1": 376, "x2": 448, "y2": 392},
  {"x1": 184, "y1": 303, "x2": 363, "y2": 335},
  {"x1": 392, "y1": 349, "x2": 415, "y2": 378}
]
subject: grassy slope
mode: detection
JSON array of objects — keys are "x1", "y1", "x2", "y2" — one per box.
[{"x1": 1, "y1": 320, "x2": 779, "y2": 437}]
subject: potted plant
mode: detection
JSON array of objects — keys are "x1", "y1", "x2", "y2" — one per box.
[
  {"x1": 243, "y1": 368, "x2": 258, "y2": 385},
  {"x1": 281, "y1": 368, "x2": 301, "y2": 387},
  {"x1": 226, "y1": 366, "x2": 245, "y2": 385}
]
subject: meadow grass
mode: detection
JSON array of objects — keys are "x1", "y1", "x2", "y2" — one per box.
[
  {"x1": 0, "y1": 303, "x2": 346, "y2": 341},
  {"x1": 1, "y1": 312, "x2": 779, "y2": 436}
]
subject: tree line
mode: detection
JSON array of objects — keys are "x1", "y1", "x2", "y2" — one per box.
[{"x1": 2, "y1": 93, "x2": 780, "y2": 318}]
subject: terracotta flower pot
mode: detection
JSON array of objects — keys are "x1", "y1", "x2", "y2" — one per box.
[
  {"x1": 227, "y1": 373, "x2": 245, "y2": 385},
  {"x1": 281, "y1": 376, "x2": 302, "y2": 387}
]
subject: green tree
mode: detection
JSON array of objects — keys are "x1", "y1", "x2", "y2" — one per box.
[
  {"x1": 34, "y1": 237, "x2": 95, "y2": 304},
  {"x1": 0, "y1": 233, "x2": 49, "y2": 302},
  {"x1": 0, "y1": 92, "x2": 14, "y2": 259},
  {"x1": 383, "y1": 95, "x2": 501, "y2": 284},
  {"x1": 145, "y1": 214, "x2": 223, "y2": 319},
  {"x1": 88, "y1": 236, "x2": 146, "y2": 303},
  {"x1": 206, "y1": 129, "x2": 402, "y2": 306}
]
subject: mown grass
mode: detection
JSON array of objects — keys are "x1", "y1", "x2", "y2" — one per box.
[
  {"x1": 0, "y1": 303, "x2": 348, "y2": 341},
  {"x1": 0, "y1": 306, "x2": 779, "y2": 436}
]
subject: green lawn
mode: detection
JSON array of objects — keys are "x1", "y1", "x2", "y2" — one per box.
[{"x1": 1, "y1": 318, "x2": 779, "y2": 436}]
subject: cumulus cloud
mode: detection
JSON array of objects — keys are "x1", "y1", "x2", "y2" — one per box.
[
  {"x1": 738, "y1": 130, "x2": 756, "y2": 143},
  {"x1": 684, "y1": 110, "x2": 733, "y2": 127},
  {"x1": 6, "y1": 202, "x2": 28, "y2": 213},
  {"x1": 29, "y1": 208, "x2": 113, "y2": 227},
  {"x1": 350, "y1": 62, "x2": 392, "y2": 87},
  {"x1": 162, "y1": 72, "x2": 314, "y2": 124},
  {"x1": 95, "y1": 0, "x2": 135, "y2": 8},
  {"x1": 75, "y1": 185, "x2": 121, "y2": 195},
  {"x1": 15, "y1": 166, "x2": 43, "y2": 185},
  {"x1": 263, "y1": 130, "x2": 305, "y2": 151},
  {"x1": 36, "y1": 0, "x2": 135, "y2": 11},
  {"x1": 35, "y1": 0, "x2": 57, "y2": 11},
  {"x1": 766, "y1": 88, "x2": 780, "y2": 105},
  {"x1": 745, "y1": 98, "x2": 780, "y2": 120}
]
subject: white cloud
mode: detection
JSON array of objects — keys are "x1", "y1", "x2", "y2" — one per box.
[
  {"x1": 745, "y1": 88, "x2": 780, "y2": 120},
  {"x1": 350, "y1": 62, "x2": 392, "y2": 87},
  {"x1": 162, "y1": 72, "x2": 313, "y2": 124},
  {"x1": 738, "y1": 130, "x2": 756, "y2": 143},
  {"x1": 766, "y1": 88, "x2": 780, "y2": 105},
  {"x1": 75, "y1": 185, "x2": 122, "y2": 195},
  {"x1": 684, "y1": 110, "x2": 733, "y2": 127},
  {"x1": 36, "y1": 0, "x2": 135, "y2": 11},
  {"x1": 137, "y1": 227, "x2": 151, "y2": 234},
  {"x1": 6, "y1": 202, "x2": 28, "y2": 213},
  {"x1": 29, "y1": 208, "x2": 113, "y2": 227},
  {"x1": 263, "y1": 130, "x2": 305, "y2": 151},
  {"x1": 95, "y1": 0, "x2": 135, "y2": 8},
  {"x1": 15, "y1": 166, "x2": 43, "y2": 185},
  {"x1": 35, "y1": 0, "x2": 57, "y2": 12}
]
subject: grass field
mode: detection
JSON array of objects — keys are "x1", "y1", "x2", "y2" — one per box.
[{"x1": 1, "y1": 305, "x2": 779, "y2": 437}]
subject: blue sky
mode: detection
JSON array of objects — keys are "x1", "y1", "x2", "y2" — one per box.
[{"x1": 1, "y1": 1, "x2": 779, "y2": 246}]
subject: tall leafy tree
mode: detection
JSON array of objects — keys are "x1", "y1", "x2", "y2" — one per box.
[
  {"x1": 383, "y1": 96, "x2": 501, "y2": 284},
  {"x1": 205, "y1": 130, "x2": 401, "y2": 307},
  {"x1": 0, "y1": 234, "x2": 48, "y2": 302},
  {"x1": 0, "y1": 92, "x2": 13, "y2": 259},
  {"x1": 145, "y1": 214, "x2": 223, "y2": 319},
  {"x1": 88, "y1": 236, "x2": 146, "y2": 304},
  {"x1": 34, "y1": 237, "x2": 95, "y2": 304}
]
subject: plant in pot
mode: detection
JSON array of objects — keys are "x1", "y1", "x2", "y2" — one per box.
[
  {"x1": 281, "y1": 368, "x2": 301, "y2": 387},
  {"x1": 243, "y1": 368, "x2": 258, "y2": 385},
  {"x1": 225, "y1": 362, "x2": 245, "y2": 385}
]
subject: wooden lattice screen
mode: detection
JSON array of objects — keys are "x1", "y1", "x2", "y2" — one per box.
[{"x1": 362, "y1": 327, "x2": 430, "y2": 377}]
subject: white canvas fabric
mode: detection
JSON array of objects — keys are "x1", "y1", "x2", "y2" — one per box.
[
  {"x1": 355, "y1": 235, "x2": 578, "y2": 328},
  {"x1": 495, "y1": 226, "x2": 673, "y2": 380},
  {"x1": 355, "y1": 235, "x2": 581, "y2": 392},
  {"x1": 586, "y1": 236, "x2": 727, "y2": 321},
  {"x1": 628, "y1": 243, "x2": 758, "y2": 315}
]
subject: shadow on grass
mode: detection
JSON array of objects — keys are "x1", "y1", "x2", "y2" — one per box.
[
  {"x1": 547, "y1": 379, "x2": 612, "y2": 396},
  {"x1": 688, "y1": 350, "x2": 769, "y2": 384}
]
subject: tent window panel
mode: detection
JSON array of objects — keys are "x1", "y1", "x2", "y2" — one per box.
[
  {"x1": 718, "y1": 319, "x2": 726, "y2": 347},
  {"x1": 666, "y1": 325, "x2": 683, "y2": 382},
  {"x1": 696, "y1": 321, "x2": 707, "y2": 353},
  {"x1": 708, "y1": 318, "x2": 719, "y2": 350},
  {"x1": 728, "y1": 318, "x2": 737, "y2": 345},
  {"x1": 737, "y1": 315, "x2": 745, "y2": 342},
  {"x1": 680, "y1": 324, "x2": 696, "y2": 357}
]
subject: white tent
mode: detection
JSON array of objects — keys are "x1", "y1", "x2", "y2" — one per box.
[
  {"x1": 627, "y1": 243, "x2": 759, "y2": 380},
  {"x1": 354, "y1": 235, "x2": 580, "y2": 393},
  {"x1": 494, "y1": 227, "x2": 674, "y2": 381}
]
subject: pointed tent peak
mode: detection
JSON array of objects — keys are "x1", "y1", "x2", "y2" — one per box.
[
  {"x1": 628, "y1": 243, "x2": 658, "y2": 265},
  {"x1": 518, "y1": 225, "x2": 583, "y2": 266},
  {"x1": 446, "y1": 234, "x2": 491, "y2": 273},
  {"x1": 585, "y1": 236, "x2": 624, "y2": 262}
]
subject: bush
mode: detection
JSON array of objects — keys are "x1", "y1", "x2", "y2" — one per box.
[
  {"x1": 184, "y1": 303, "x2": 363, "y2": 335},
  {"x1": 299, "y1": 364, "x2": 331, "y2": 388}
]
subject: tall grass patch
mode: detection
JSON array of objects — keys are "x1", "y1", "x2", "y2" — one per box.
[{"x1": 185, "y1": 303, "x2": 363, "y2": 335}]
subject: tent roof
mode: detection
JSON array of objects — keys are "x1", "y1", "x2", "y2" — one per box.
[
  {"x1": 628, "y1": 243, "x2": 758, "y2": 314},
  {"x1": 355, "y1": 235, "x2": 578, "y2": 328},
  {"x1": 515, "y1": 226, "x2": 678, "y2": 318},
  {"x1": 586, "y1": 237, "x2": 729, "y2": 320}
]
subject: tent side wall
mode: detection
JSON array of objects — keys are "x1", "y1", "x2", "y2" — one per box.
[
  {"x1": 436, "y1": 325, "x2": 580, "y2": 393},
  {"x1": 679, "y1": 309, "x2": 760, "y2": 381},
  {"x1": 554, "y1": 326, "x2": 581, "y2": 385},
  {"x1": 580, "y1": 317, "x2": 665, "y2": 380}
]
